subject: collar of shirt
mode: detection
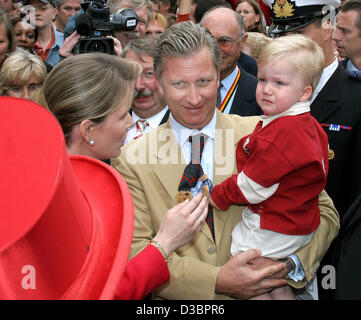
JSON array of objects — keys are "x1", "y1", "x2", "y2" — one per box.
[
  {"x1": 310, "y1": 57, "x2": 338, "y2": 104},
  {"x1": 170, "y1": 110, "x2": 217, "y2": 181},
  {"x1": 52, "y1": 25, "x2": 64, "y2": 49},
  {"x1": 220, "y1": 65, "x2": 239, "y2": 114},
  {"x1": 347, "y1": 59, "x2": 359, "y2": 72},
  {"x1": 34, "y1": 26, "x2": 55, "y2": 61},
  {"x1": 124, "y1": 106, "x2": 169, "y2": 143},
  {"x1": 133, "y1": 106, "x2": 169, "y2": 130},
  {"x1": 260, "y1": 101, "x2": 311, "y2": 128}
]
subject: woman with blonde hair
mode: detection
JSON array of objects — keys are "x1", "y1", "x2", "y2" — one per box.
[
  {"x1": 0, "y1": 51, "x2": 47, "y2": 100},
  {"x1": 33, "y1": 52, "x2": 209, "y2": 299},
  {"x1": 146, "y1": 11, "x2": 169, "y2": 35}
]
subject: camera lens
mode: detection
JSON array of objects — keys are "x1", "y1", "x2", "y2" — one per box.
[
  {"x1": 77, "y1": 37, "x2": 115, "y2": 55},
  {"x1": 86, "y1": 40, "x2": 106, "y2": 52}
]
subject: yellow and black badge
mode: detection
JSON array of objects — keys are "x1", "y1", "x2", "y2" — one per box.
[
  {"x1": 328, "y1": 149, "x2": 335, "y2": 160},
  {"x1": 273, "y1": 0, "x2": 295, "y2": 18}
]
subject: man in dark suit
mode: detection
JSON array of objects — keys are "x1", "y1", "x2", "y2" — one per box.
[
  {"x1": 334, "y1": 193, "x2": 361, "y2": 299},
  {"x1": 121, "y1": 36, "x2": 170, "y2": 143},
  {"x1": 201, "y1": 7, "x2": 263, "y2": 117},
  {"x1": 333, "y1": 0, "x2": 361, "y2": 81},
  {"x1": 267, "y1": 0, "x2": 361, "y2": 300}
]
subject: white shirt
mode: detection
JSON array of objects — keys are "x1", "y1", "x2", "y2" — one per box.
[
  {"x1": 125, "y1": 106, "x2": 169, "y2": 143},
  {"x1": 310, "y1": 58, "x2": 338, "y2": 104},
  {"x1": 260, "y1": 101, "x2": 311, "y2": 128},
  {"x1": 169, "y1": 110, "x2": 217, "y2": 183},
  {"x1": 219, "y1": 66, "x2": 239, "y2": 114}
]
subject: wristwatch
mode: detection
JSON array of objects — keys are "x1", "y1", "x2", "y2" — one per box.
[{"x1": 282, "y1": 257, "x2": 295, "y2": 274}]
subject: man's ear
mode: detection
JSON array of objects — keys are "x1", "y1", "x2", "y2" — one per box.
[
  {"x1": 240, "y1": 33, "x2": 248, "y2": 51},
  {"x1": 321, "y1": 19, "x2": 334, "y2": 41},
  {"x1": 300, "y1": 85, "x2": 313, "y2": 102},
  {"x1": 52, "y1": 7, "x2": 58, "y2": 21},
  {"x1": 79, "y1": 119, "x2": 95, "y2": 144}
]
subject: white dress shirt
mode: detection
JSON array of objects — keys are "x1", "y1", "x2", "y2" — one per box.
[
  {"x1": 169, "y1": 110, "x2": 217, "y2": 183},
  {"x1": 125, "y1": 106, "x2": 169, "y2": 143},
  {"x1": 219, "y1": 66, "x2": 239, "y2": 114},
  {"x1": 310, "y1": 58, "x2": 338, "y2": 104}
]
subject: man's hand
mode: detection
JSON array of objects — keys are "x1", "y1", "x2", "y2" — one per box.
[
  {"x1": 215, "y1": 249, "x2": 287, "y2": 299},
  {"x1": 106, "y1": 36, "x2": 123, "y2": 57},
  {"x1": 248, "y1": 255, "x2": 290, "y2": 279},
  {"x1": 59, "y1": 31, "x2": 81, "y2": 58}
]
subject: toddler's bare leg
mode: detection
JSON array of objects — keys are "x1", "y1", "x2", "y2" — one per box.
[
  {"x1": 249, "y1": 293, "x2": 273, "y2": 300},
  {"x1": 269, "y1": 285, "x2": 295, "y2": 300}
]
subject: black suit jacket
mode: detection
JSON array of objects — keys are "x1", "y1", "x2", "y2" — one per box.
[
  {"x1": 237, "y1": 52, "x2": 258, "y2": 77},
  {"x1": 311, "y1": 64, "x2": 361, "y2": 218},
  {"x1": 340, "y1": 58, "x2": 361, "y2": 82},
  {"x1": 313, "y1": 63, "x2": 361, "y2": 300},
  {"x1": 335, "y1": 193, "x2": 361, "y2": 299},
  {"x1": 228, "y1": 65, "x2": 263, "y2": 117}
]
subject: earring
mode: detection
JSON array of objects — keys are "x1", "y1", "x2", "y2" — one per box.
[{"x1": 89, "y1": 138, "x2": 95, "y2": 146}]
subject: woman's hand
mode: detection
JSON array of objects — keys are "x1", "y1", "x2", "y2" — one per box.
[{"x1": 152, "y1": 193, "x2": 208, "y2": 256}]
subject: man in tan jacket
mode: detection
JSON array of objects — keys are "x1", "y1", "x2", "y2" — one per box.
[{"x1": 112, "y1": 21, "x2": 339, "y2": 300}]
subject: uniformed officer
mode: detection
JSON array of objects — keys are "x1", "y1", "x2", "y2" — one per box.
[{"x1": 264, "y1": 0, "x2": 361, "y2": 300}]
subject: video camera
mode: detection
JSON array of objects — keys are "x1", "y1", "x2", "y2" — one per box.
[{"x1": 74, "y1": 0, "x2": 138, "y2": 55}]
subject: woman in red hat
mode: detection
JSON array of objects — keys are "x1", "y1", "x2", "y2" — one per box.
[{"x1": 33, "y1": 52, "x2": 209, "y2": 300}]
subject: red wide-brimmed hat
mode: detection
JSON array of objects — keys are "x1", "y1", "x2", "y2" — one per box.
[{"x1": 0, "y1": 97, "x2": 134, "y2": 300}]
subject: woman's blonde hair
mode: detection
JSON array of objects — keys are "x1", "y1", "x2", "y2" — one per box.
[
  {"x1": 33, "y1": 53, "x2": 141, "y2": 145},
  {"x1": 150, "y1": 11, "x2": 169, "y2": 29},
  {"x1": 0, "y1": 51, "x2": 47, "y2": 95},
  {"x1": 257, "y1": 34, "x2": 325, "y2": 91}
]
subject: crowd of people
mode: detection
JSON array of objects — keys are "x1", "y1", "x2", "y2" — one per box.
[{"x1": 1, "y1": 0, "x2": 361, "y2": 301}]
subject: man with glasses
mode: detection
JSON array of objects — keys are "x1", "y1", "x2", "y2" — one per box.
[
  {"x1": 107, "y1": 0, "x2": 152, "y2": 48},
  {"x1": 201, "y1": 7, "x2": 262, "y2": 116},
  {"x1": 122, "y1": 36, "x2": 169, "y2": 142}
]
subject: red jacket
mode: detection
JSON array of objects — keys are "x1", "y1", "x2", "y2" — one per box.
[
  {"x1": 212, "y1": 113, "x2": 329, "y2": 235},
  {"x1": 113, "y1": 245, "x2": 169, "y2": 300}
]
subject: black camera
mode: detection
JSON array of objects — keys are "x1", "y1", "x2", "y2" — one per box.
[{"x1": 74, "y1": 0, "x2": 138, "y2": 55}]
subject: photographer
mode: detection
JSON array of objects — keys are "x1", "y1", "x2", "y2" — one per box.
[
  {"x1": 60, "y1": 0, "x2": 139, "y2": 57},
  {"x1": 59, "y1": 30, "x2": 122, "y2": 57},
  {"x1": 107, "y1": 0, "x2": 152, "y2": 48}
]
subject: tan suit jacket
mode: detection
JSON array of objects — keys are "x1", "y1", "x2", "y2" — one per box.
[{"x1": 112, "y1": 110, "x2": 339, "y2": 300}]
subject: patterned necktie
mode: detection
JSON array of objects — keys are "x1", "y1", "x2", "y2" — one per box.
[
  {"x1": 216, "y1": 83, "x2": 223, "y2": 109},
  {"x1": 134, "y1": 119, "x2": 149, "y2": 140},
  {"x1": 178, "y1": 134, "x2": 215, "y2": 240}
]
